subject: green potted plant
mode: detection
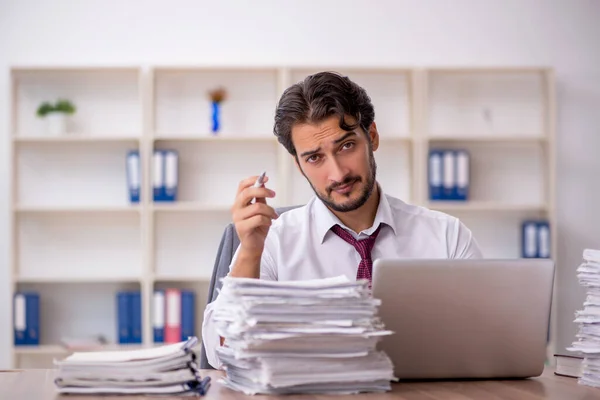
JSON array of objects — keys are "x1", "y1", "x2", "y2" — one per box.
[{"x1": 36, "y1": 99, "x2": 76, "y2": 135}]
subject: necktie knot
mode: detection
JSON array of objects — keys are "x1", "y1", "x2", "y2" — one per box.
[{"x1": 331, "y1": 224, "x2": 382, "y2": 285}]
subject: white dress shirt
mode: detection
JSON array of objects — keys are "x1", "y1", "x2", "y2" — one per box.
[{"x1": 202, "y1": 190, "x2": 483, "y2": 368}]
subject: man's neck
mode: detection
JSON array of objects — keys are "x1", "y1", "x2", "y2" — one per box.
[{"x1": 331, "y1": 184, "x2": 380, "y2": 234}]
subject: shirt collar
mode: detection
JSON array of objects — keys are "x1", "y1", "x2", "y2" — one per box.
[{"x1": 313, "y1": 185, "x2": 398, "y2": 244}]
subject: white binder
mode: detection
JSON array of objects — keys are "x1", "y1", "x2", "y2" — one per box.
[
  {"x1": 164, "y1": 150, "x2": 178, "y2": 202},
  {"x1": 153, "y1": 150, "x2": 165, "y2": 201},
  {"x1": 126, "y1": 151, "x2": 140, "y2": 203},
  {"x1": 442, "y1": 151, "x2": 455, "y2": 199}
]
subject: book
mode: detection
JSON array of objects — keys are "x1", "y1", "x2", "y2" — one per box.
[{"x1": 554, "y1": 353, "x2": 583, "y2": 378}]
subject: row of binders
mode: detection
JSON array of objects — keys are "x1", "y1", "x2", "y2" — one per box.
[
  {"x1": 521, "y1": 220, "x2": 551, "y2": 258},
  {"x1": 13, "y1": 289, "x2": 196, "y2": 346},
  {"x1": 118, "y1": 289, "x2": 196, "y2": 344},
  {"x1": 116, "y1": 291, "x2": 142, "y2": 344},
  {"x1": 126, "y1": 149, "x2": 179, "y2": 203},
  {"x1": 153, "y1": 289, "x2": 196, "y2": 344},
  {"x1": 13, "y1": 292, "x2": 40, "y2": 346},
  {"x1": 428, "y1": 149, "x2": 470, "y2": 201}
]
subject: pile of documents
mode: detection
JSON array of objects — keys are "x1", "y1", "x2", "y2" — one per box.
[
  {"x1": 568, "y1": 248, "x2": 600, "y2": 387},
  {"x1": 54, "y1": 336, "x2": 210, "y2": 396},
  {"x1": 213, "y1": 275, "x2": 395, "y2": 395}
]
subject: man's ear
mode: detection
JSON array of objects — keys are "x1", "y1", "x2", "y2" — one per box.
[{"x1": 369, "y1": 122, "x2": 380, "y2": 151}]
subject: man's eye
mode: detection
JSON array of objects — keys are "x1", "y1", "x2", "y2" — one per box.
[
  {"x1": 342, "y1": 142, "x2": 355, "y2": 150},
  {"x1": 307, "y1": 155, "x2": 320, "y2": 163}
]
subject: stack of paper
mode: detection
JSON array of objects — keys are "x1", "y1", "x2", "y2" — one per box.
[
  {"x1": 568, "y1": 248, "x2": 600, "y2": 387},
  {"x1": 53, "y1": 336, "x2": 210, "y2": 396},
  {"x1": 213, "y1": 275, "x2": 395, "y2": 395}
]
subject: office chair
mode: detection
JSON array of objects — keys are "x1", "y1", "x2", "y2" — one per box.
[{"x1": 198, "y1": 205, "x2": 301, "y2": 369}]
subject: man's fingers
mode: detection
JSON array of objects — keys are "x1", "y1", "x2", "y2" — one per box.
[
  {"x1": 237, "y1": 175, "x2": 269, "y2": 192},
  {"x1": 235, "y1": 186, "x2": 276, "y2": 208},
  {"x1": 233, "y1": 202, "x2": 278, "y2": 222},
  {"x1": 235, "y1": 215, "x2": 273, "y2": 233}
]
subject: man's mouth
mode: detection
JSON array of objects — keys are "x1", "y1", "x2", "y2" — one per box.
[{"x1": 332, "y1": 179, "x2": 358, "y2": 194}]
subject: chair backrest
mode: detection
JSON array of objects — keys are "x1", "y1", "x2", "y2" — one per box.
[{"x1": 198, "y1": 205, "x2": 302, "y2": 369}]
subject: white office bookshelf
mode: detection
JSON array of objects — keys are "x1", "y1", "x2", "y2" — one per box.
[{"x1": 7, "y1": 65, "x2": 556, "y2": 368}]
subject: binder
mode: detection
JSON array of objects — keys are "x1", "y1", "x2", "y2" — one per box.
[
  {"x1": 14, "y1": 292, "x2": 40, "y2": 346},
  {"x1": 455, "y1": 150, "x2": 469, "y2": 201},
  {"x1": 117, "y1": 292, "x2": 131, "y2": 344},
  {"x1": 130, "y1": 291, "x2": 142, "y2": 344},
  {"x1": 165, "y1": 289, "x2": 181, "y2": 344},
  {"x1": 164, "y1": 150, "x2": 179, "y2": 202},
  {"x1": 126, "y1": 150, "x2": 140, "y2": 203},
  {"x1": 428, "y1": 150, "x2": 443, "y2": 200},
  {"x1": 522, "y1": 221, "x2": 539, "y2": 258},
  {"x1": 153, "y1": 290, "x2": 165, "y2": 343},
  {"x1": 13, "y1": 293, "x2": 27, "y2": 346},
  {"x1": 181, "y1": 290, "x2": 195, "y2": 341},
  {"x1": 538, "y1": 221, "x2": 551, "y2": 258},
  {"x1": 442, "y1": 150, "x2": 456, "y2": 200},
  {"x1": 26, "y1": 293, "x2": 40, "y2": 345},
  {"x1": 153, "y1": 150, "x2": 165, "y2": 202}
]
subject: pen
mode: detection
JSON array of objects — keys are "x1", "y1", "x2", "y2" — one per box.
[{"x1": 251, "y1": 171, "x2": 266, "y2": 204}]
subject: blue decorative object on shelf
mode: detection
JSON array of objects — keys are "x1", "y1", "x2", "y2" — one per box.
[
  {"x1": 211, "y1": 101, "x2": 220, "y2": 134},
  {"x1": 208, "y1": 87, "x2": 227, "y2": 135}
]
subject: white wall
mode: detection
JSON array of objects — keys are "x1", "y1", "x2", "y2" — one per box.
[{"x1": 1, "y1": 0, "x2": 599, "y2": 368}]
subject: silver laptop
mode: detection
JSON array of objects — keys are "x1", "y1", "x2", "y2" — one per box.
[{"x1": 371, "y1": 258, "x2": 555, "y2": 380}]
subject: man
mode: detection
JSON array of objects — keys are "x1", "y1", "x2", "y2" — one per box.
[{"x1": 202, "y1": 71, "x2": 482, "y2": 369}]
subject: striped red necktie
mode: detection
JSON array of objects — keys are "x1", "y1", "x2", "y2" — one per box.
[{"x1": 330, "y1": 224, "x2": 382, "y2": 286}]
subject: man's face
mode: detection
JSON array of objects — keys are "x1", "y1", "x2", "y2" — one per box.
[{"x1": 292, "y1": 115, "x2": 379, "y2": 212}]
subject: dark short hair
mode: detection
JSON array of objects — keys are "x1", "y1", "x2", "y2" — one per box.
[{"x1": 273, "y1": 71, "x2": 375, "y2": 156}]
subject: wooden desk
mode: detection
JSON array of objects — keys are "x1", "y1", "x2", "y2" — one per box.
[{"x1": 2, "y1": 367, "x2": 600, "y2": 399}]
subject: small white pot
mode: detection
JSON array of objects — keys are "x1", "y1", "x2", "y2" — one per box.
[{"x1": 46, "y1": 113, "x2": 67, "y2": 135}]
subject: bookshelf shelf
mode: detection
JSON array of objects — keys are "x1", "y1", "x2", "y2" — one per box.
[
  {"x1": 152, "y1": 275, "x2": 212, "y2": 283},
  {"x1": 14, "y1": 136, "x2": 141, "y2": 144},
  {"x1": 7, "y1": 65, "x2": 556, "y2": 369},
  {"x1": 151, "y1": 202, "x2": 231, "y2": 212},
  {"x1": 14, "y1": 345, "x2": 69, "y2": 356},
  {"x1": 13, "y1": 343, "x2": 151, "y2": 356},
  {"x1": 15, "y1": 205, "x2": 141, "y2": 213},
  {"x1": 427, "y1": 201, "x2": 549, "y2": 213},
  {"x1": 426, "y1": 135, "x2": 547, "y2": 143},
  {"x1": 153, "y1": 135, "x2": 275, "y2": 143},
  {"x1": 15, "y1": 276, "x2": 143, "y2": 284}
]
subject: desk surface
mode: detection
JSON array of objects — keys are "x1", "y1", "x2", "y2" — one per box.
[{"x1": 2, "y1": 367, "x2": 600, "y2": 400}]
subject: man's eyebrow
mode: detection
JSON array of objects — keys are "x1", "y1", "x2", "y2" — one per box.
[
  {"x1": 299, "y1": 131, "x2": 357, "y2": 158},
  {"x1": 333, "y1": 131, "x2": 357, "y2": 144},
  {"x1": 300, "y1": 147, "x2": 320, "y2": 158}
]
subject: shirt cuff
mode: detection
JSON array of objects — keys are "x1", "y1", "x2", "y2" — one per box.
[{"x1": 201, "y1": 299, "x2": 224, "y2": 370}]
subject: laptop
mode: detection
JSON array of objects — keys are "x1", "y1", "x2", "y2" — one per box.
[{"x1": 371, "y1": 258, "x2": 555, "y2": 380}]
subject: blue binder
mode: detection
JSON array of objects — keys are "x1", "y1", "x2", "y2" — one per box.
[
  {"x1": 521, "y1": 220, "x2": 551, "y2": 258},
  {"x1": 13, "y1": 293, "x2": 26, "y2": 346},
  {"x1": 153, "y1": 150, "x2": 165, "y2": 202},
  {"x1": 181, "y1": 290, "x2": 195, "y2": 341},
  {"x1": 153, "y1": 290, "x2": 165, "y2": 343},
  {"x1": 13, "y1": 292, "x2": 39, "y2": 346},
  {"x1": 455, "y1": 150, "x2": 469, "y2": 201},
  {"x1": 428, "y1": 150, "x2": 443, "y2": 200},
  {"x1": 126, "y1": 150, "x2": 140, "y2": 203},
  {"x1": 27, "y1": 293, "x2": 40, "y2": 345},
  {"x1": 442, "y1": 150, "x2": 456, "y2": 200},
  {"x1": 117, "y1": 292, "x2": 131, "y2": 344},
  {"x1": 537, "y1": 221, "x2": 551, "y2": 258},
  {"x1": 163, "y1": 150, "x2": 179, "y2": 202},
  {"x1": 521, "y1": 221, "x2": 539, "y2": 258},
  {"x1": 130, "y1": 291, "x2": 142, "y2": 344}
]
